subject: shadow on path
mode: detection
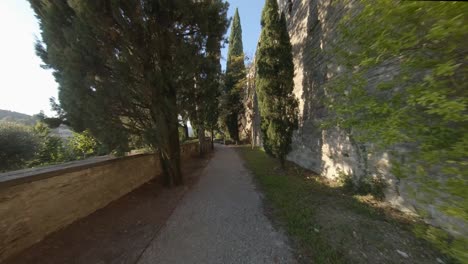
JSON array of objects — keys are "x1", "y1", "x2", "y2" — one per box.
[
  {"x1": 137, "y1": 145, "x2": 295, "y2": 264},
  {"x1": 5, "y1": 153, "x2": 212, "y2": 264}
]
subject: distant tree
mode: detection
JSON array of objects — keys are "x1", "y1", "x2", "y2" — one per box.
[
  {"x1": 30, "y1": 0, "x2": 229, "y2": 186},
  {"x1": 218, "y1": 72, "x2": 230, "y2": 142},
  {"x1": 49, "y1": 97, "x2": 67, "y2": 121},
  {"x1": 0, "y1": 109, "x2": 37, "y2": 126},
  {"x1": 68, "y1": 130, "x2": 98, "y2": 159},
  {"x1": 199, "y1": 32, "x2": 225, "y2": 151},
  {"x1": 256, "y1": 0, "x2": 298, "y2": 167},
  {"x1": 201, "y1": 40, "x2": 223, "y2": 150},
  {"x1": 0, "y1": 122, "x2": 38, "y2": 172},
  {"x1": 34, "y1": 110, "x2": 62, "y2": 129},
  {"x1": 30, "y1": 122, "x2": 65, "y2": 166},
  {"x1": 224, "y1": 8, "x2": 246, "y2": 143},
  {"x1": 177, "y1": 4, "x2": 229, "y2": 154}
]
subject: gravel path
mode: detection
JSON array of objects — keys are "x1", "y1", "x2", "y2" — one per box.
[{"x1": 137, "y1": 145, "x2": 295, "y2": 264}]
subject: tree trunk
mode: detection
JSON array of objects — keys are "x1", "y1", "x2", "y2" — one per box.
[
  {"x1": 183, "y1": 123, "x2": 189, "y2": 140},
  {"x1": 280, "y1": 155, "x2": 286, "y2": 170},
  {"x1": 198, "y1": 126, "x2": 205, "y2": 156},
  {"x1": 150, "y1": 22, "x2": 182, "y2": 187},
  {"x1": 251, "y1": 132, "x2": 254, "y2": 149},
  {"x1": 227, "y1": 113, "x2": 239, "y2": 144},
  {"x1": 158, "y1": 106, "x2": 183, "y2": 187},
  {"x1": 151, "y1": 86, "x2": 182, "y2": 187},
  {"x1": 210, "y1": 128, "x2": 214, "y2": 150}
]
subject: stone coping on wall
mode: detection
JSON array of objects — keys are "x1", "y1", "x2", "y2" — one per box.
[
  {"x1": 0, "y1": 153, "x2": 155, "y2": 190},
  {"x1": 0, "y1": 141, "x2": 202, "y2": 190}
]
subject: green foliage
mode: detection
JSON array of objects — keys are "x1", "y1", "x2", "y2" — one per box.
[
  {"x1": 224, "y1": 8, "x2": 246, "y2": 142},
  {"x1": 326, "y1": 0, "x2": 468, "y2": 226},
  {"x1": 178, "y1": 9, "x2": 227, "y2": 151},
  {"x1": 29, "y1": 122, "x2": 66, "y2": 166},
  {"x1": 42, "y1": 117, "x2": 63, "y2": 129},
  {"x1": 256, "y1": 1, "x2": 298, "y2": 166},
  {"x1": 68, "y1": 130, "x2": 98, "y2": 159},
  {"x1": 241, "y1": 147, "x2": 460, "y2": 263},
  {"x1": 227, "y1": 9, "x2": 244, "y2": 58},
  {"x1": 33, "y1": 110, "x2": 63, "y2": 129},
  {"x1": 31, "y1": 0, "x2": 229, "y2": 186},
  {"x1": 239, "y1": 147, "x2": 344, "y2": 263},
  {"x1": 0, "y1": 109, "x2": 38, "y2": 126},
  {"x1": 413, "y1": 224, "x2": 468, "y2": 263},
  {"x1": 179, "y1": 126, "x2": 188, "y2": 142},
  {"x1": 0, "y1": 120, "x2": 104, "y2": 172},
  {"x1": 0, "y1": 122, "x2": 38, "y2": 172},
  {"x1": 337, "y1": 170, "x2": 387, "y2": 200},
  {"x1": 202, "y1": 53, "x2": 223, "y2": 137}
]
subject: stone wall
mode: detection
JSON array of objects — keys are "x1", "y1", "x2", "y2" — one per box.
[
  {"x1": 240, "y1": 63, "x2": 262, "y2": 146},
  {"x1": 254, "y1": 0, "x2": 467, "y2": 237},
  {"x1": 0, "y1": 141, "x2": 208, "y2": 261}
]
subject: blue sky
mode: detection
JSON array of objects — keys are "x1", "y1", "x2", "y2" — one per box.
[{"x1": 0, "y1": 0, "x2": 263, "y2": 116}]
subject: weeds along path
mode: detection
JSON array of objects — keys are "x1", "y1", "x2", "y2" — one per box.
[{"x1": 238, "y1": 147, "x2": 454, "y2": 264}]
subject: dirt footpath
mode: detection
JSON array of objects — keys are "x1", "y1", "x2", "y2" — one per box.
[{"x1": 136, "y1": 145, "x2": 295, "y2": 264}]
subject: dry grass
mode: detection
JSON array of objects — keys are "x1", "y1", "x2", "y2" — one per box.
[{"x1": 238, "y1": 147, "x2": 458, "y2": 264}]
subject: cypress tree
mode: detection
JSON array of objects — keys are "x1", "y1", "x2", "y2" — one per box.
[
  {"x1": 30, "y1": 0, "x2": 229, "y2": 186},
  {"x1": 177, "y1": 2, "x2": 229, "y2": 154},
  {"x1": 224, "y1": 8, "x2": 245, "y2": 143},
  {"x1": 203, "y1": 35, "x2": 224, "y2": 150},
  {"x1": 256, "y1": 0, "x2": 298, "y2": 167}
]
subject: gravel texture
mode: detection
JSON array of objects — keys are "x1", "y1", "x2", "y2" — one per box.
[{"x1": 137, "y1": 145, "x2": 295, "y2": 264}]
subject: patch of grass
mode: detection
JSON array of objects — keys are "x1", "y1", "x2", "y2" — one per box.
[
  {"x1": 238, "y1": 147, "x2": 463, "y2": 264},
  {"x1": 345, "y1": 195, "x2": 384, "y2": 219},
  {"x1": 337, "y1": 170, "x2": 387, "y2": 200},
  {"x1": 238, "y1": 147, "x2": 345, "y2": 263},
  {"x1": 182, "y1": 138, "x2": 199, "y2": 144},
  {"x1": 413, "y1": 224, "x2": 468, "y2": 263}
]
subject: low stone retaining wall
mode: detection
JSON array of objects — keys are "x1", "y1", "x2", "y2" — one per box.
[{"x1": 0, "y1": 141, "x2": 209, "y2": 261}]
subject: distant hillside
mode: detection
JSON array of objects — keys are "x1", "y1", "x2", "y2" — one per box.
[{"x1": 0, "y1": 110, "x2": 37, "y2": 126}]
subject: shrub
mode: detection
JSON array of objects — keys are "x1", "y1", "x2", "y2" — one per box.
[
  {"x1": 337, "y1": 170, "x2": 387, "y2": 200},
  {"x1": 0, "y1": 122, "x2": 38, "y2": 171},
  {"x1": 68, "y1": 130, "x2": 99, "y2": 159}
]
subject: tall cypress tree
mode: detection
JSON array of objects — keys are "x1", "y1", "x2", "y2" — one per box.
[
  {"x1": 256, "y1": 0, "x2": 298, "y2": 167},
  {"x1": 203, "y1": 35, "x2": 224, "y2": 150},
  {"x1": 224, "y1": 8, "x2": 245, "y2": 143},
  {"x1": 178, "y1": 3, "x2": 229, "y2": 155},
  {"x1": 30, "y1": 0, "x2": 229, "y2": 187}
]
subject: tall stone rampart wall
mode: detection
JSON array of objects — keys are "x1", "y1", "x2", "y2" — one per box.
[{"x1": 260, "y1": 0, "x2": 467, "y2": 237}]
